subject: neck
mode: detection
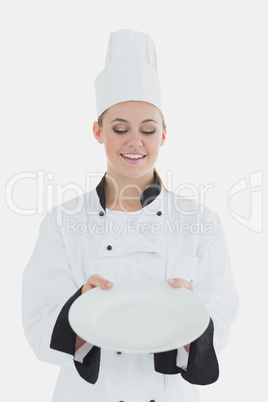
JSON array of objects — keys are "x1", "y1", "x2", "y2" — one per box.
[{"x1": 104, "y1": 170, "x2": 155, "y2": 211}]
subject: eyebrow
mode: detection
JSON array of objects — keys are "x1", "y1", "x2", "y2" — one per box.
[{"x1": 110, "y1": 118, "x2": 159, "y2": 124}]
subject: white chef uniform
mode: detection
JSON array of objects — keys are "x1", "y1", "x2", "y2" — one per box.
[{"x1": 22, "y1": 171, "x2": 239, "y2": 402}]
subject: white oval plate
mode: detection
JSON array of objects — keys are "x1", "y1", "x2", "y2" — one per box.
[{"x1": 69, "y1": 280, "x2": 209, "y2": 354}]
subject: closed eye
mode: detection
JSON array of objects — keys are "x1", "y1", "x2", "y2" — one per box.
[
  {"x1": 113, "y1": 129, "x2": 128, "y2": 134},
  {"x1": 142, "y1": 130, "x2": 155, "y2": 135},
  {"x1": 113, "y1": 129, "x2": 156, "y2": 135}
]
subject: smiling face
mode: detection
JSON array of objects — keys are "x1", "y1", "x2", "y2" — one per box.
[{"x1": 93, "y1": 101, "x2": 166, "y2": 185}]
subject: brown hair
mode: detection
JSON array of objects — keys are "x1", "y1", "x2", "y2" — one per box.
[
  {"x1": 97, "y1": 104, "x2": 166, "y2": 129},
  {"x1": 97, "y1": 103, "x2": 169, "y2": 192},
  {"x1": 153, "y1": 167, "x2": 169, "y2": 192}
]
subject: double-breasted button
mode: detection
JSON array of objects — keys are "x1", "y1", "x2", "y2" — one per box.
[
  {"x1": 107, "y1": 245, "x2": 112, "y2": 251},
  {"x1": 149, "y1": 400, "x2": 156, "y2": 402},
  {"x1": 116, "y1": 351, "x2": 122, "y2": 355},
  {"x1": 156, "y1": 211, "x2": 162, "y2": 216},
  {"x1": 99, "y1": 211, "x2": 105, "y2": 216}
]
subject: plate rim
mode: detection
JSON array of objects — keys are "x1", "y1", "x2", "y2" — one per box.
[{"x1": 69, "y1": 280, "x2": 209, "y2": 353}]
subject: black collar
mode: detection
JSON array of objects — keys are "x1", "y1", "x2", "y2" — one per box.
[{"x1": 96, "y1": 171, "x2": 161, "y2": 211}]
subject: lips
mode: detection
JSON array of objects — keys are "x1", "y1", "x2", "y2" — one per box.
[
  {"x1": 120, "y1": 153, "x2": 147, "y2": 164},
  {"x1": 120, "y1": 153, "x2": 146, "y2": 160}
]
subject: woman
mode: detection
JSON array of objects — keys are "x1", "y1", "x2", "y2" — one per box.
[{"x1": 22, "y1": 29, "x2": 239, "y2": 402}]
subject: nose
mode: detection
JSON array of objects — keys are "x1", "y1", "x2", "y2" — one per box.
[{"x1": 126, "y1": 130, "x2": 143, "y2": 148}]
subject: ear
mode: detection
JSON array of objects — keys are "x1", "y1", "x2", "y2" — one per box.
[
  {"x1": 93, "y1": 121, "x2": 103, "y2": 144},
  {"x1": 160, "y1": 127, "x2": 166, "y2": 147}
]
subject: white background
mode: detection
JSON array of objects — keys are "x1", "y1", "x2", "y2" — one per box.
[{"x1": 1, "y1": 0, "x2": 267, "y2": 400}]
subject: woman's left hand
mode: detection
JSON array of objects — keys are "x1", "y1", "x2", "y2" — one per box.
[{"x1": 167, "y1": 278, "x2": 193, "y2": 353}]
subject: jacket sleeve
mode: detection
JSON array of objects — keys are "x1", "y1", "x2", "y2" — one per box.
[
  {"x1": 22, "y1": 210, "x2": 100, "y2": 383},
  {"x1": 154, "y1": 212, "x2": 239, "y2": 385},
  {"x1": 154, "y1": 318, "x2": 218, "y2": 385},
  {"x1": 194, "y1": 212, "x2": 239, "y2": 355}
]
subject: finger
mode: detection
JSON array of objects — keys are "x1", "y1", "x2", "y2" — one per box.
[
  {"x1": 82, "y1": 274, "x2": 113, "y2": 294},
  {"x1": 167, "y1": 278, "x2": 193, "y2": 292},
  {"x1": 184, "y1": 344, "x2": 191, "y2": 353}
]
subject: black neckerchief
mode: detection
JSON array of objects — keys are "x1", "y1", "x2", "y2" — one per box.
[{"x1": 96, "y1": 171, "x2": 161, "y2": 211}]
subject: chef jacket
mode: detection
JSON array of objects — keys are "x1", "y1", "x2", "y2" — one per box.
[{"x1": 22, "y1": 172, "x2": 239, "y2": 402}]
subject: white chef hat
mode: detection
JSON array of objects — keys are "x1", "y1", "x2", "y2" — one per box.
[{"x1": 95, "y1": 29, "x2": 163, "y2": 118}]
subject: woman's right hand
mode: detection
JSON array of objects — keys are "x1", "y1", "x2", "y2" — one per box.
[{"x1": 82, "y1": 274, "x2": 114, "y2": 294}]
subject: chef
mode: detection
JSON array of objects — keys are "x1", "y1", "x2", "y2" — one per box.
[{"x1": 22, "y1": 29, "x2": 239, "y2": 402}]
